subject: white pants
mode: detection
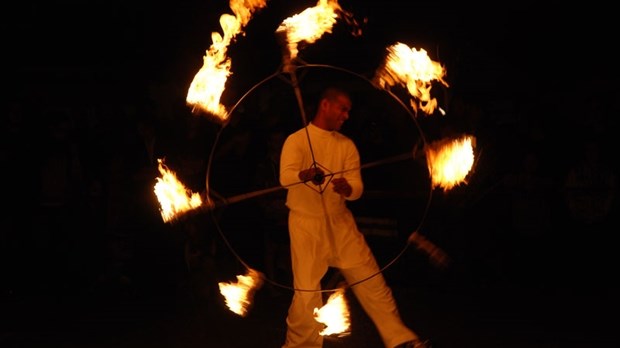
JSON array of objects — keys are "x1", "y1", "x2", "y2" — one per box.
[{"x1": 282, "y1": 210, "x2": 418, "y2": 348}]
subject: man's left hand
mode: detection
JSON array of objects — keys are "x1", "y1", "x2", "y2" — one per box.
[{"x1": 331, "y1": 177, "x2": 352, "y2": 197}]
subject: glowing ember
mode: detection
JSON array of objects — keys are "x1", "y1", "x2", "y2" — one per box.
[
  {"x1": 374, "y1": 42, "x2": 449, "y2": 115},
  {"x1": 313, "y1": 288, "x2": 351, "y2": 336},
  {"x1": 276, "y1": 0, "x2": 359, "y2": 63},
  {"x1": 154, "y1": 159, "x2": 202, "y2": 223},
  {"x1": 218, "y1": 268, "x2": 264, "y2": 317},
  {"x1": 186, "y1": 0, "x2": 267, "y2": 121},
  {"x1": 425, "y1": 135, "x2": 476, "y2": 191}
]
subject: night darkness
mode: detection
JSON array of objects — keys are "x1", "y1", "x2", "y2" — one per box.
[{"x1": 3, "y1": 1, "x2": 619, "y2": 347}]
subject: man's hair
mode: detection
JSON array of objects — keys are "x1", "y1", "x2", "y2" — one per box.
[
  {"x1": 319, "y1": 86, "x2": 350, "y2": 103},
  {"x1": 307, "y1": 85, "x2": 351, "y2": 121}
]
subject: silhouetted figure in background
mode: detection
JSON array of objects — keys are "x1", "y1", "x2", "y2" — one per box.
[
  {"x1": 503, "y1": 148, "x2": 555, "y2": 286},
  {"x1": 563, "y1": 136, "x2": 617, "y2": 285},
  {"x1": 2, "y1": 98, "x2": 38, "y2": 297},
  {"x1": 33, "y1": 107, "x2": 85, "y2": 295},
  {"x1": 92, "y1": 99, "x2": 166, "y2": 301}
]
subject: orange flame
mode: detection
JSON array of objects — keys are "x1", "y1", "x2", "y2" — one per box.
[
  {"x1": 276, "y1": 0, "x2": 355, "y2": 63},
  {"x1": 425, "y1": 135, "x2": 476, "y2": 191},
  {"x1": 313, "y1": 288, "x2": 351, "y2": 336},
  {"x1": 218, "y1": 268, "x2": 264, "y2": 317},
  {"x1": 375, "y1": 42, "x2": 449, "y2": 115},
  {"x1": 186, "y1": 0, "x2": 267, "y2": 121},
  {"x1": 153, "y1": 159, "x2": 203, "y2": 223}
]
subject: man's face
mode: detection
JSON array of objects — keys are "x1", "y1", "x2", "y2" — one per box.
[{"x1": 325, "y1": 94, "x2": 352, "y2": 131}]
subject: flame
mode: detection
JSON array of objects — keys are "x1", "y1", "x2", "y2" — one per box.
[
  {"x1": 425, "y1": 135, "x2": 476, "y2": 191},
  {"x1": 374, "y1": 42, "x2": 449, "y2": 115},
  {"x1": 218, "y1": 268, "x2": 264, "y2": 317},
  {"x1": 186, "y1": 0, "x2": 267, "y2": 121},
  {"x1": 276, "y1": 0, "x2": 358, "y2": 63},
  {"x1": 313, "y1": 288, "x2": 351, "y2": 336},
  {"x1": 153, "y1": 159, "x2": 203, "y2": 223}
]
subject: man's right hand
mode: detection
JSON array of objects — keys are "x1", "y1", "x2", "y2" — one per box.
[{"x1": 299, "y1": 167, "x2": 325, "y2": 185}]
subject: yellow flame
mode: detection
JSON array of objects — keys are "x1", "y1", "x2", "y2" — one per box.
[
  {"x1": 313, "y1": 288, "x2": 351, "y2": 336},
  {"x1": 276, "y1": 0, "x2": 344, "y2": 61},
  {"x1": 218, "y1": 268, "x2": 264, "y2": 317},
  {"x1": 153, "y1": 159, "x2": 202, "y2": 223},
  {"x1": 425, "y1": 135, "x2": 476, "y2": 191},
  {"x1": 375, "y1": 42, "x2": 448, "y2": 115},
  {"x1": 186, "y1": 0, "x2": 267, "y2": 121}
]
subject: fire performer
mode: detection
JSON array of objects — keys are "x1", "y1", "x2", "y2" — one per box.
[{"x1": 279, "y1": 86, "x2": 428, "y2": 348}]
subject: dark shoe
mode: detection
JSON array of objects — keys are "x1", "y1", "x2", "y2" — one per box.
[{"x1": 394, "y1": 339, "x2": 431, "y2": 348}]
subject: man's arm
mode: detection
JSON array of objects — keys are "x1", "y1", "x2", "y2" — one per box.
[
  {"x1": 340, "y1": 140, "x2": 363, "y2": 200},
  {"x1": 279, "y1": 135, "x2": 303, "y2": 187}
]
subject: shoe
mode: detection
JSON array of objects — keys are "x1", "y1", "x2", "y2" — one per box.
[{"x1": 394, "y1": 339, "x2": 431, "y2": 348}]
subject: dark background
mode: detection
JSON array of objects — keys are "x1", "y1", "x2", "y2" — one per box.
[{"x1": 3, "y1": 1, "x2": 619, "y2": 347}]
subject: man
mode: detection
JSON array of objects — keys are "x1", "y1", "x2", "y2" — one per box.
[{"x1": 279, "y1": 86, "x2": 427, "y2": 348}]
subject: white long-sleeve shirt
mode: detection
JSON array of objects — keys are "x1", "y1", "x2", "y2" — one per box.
[{"x1": 279, "y1": 123, "x2": 363, "y2": 217}]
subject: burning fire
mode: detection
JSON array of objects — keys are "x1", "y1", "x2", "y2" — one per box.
[
  {"x1": 186, "y1": 0, "x2": 267, "y2": 121},
  {"x1": 153, "y1": 159, "x2": 203, "y2": 223},
  {"x1": 276, "y1": 0, "x2": 361, "y2": 67},
  {"x1": 425, "y1": 135, "x2": 476, "y2": 191},
  {"x1": 218, "y1": 268, "x2": 264, "y2": 317},
  {"x1": 313, "y1": 288, "x2": 351, "y2": 336},
  {"x1": 276, "y1": 0, "x2": 341, "y2": 62},
  {"x1": 374, "y1": 42, "x2": 448, "y2": 115}
]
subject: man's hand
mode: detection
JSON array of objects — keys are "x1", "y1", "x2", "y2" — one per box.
[
  {"x1": 299, "y1": 167, "x2": 325, "y2": 185},
  {"x1": 331, "y1": 177, "x2": 352, "y2": 197}
]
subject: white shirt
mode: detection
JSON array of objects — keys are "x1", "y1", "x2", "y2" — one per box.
[{"x1": 279, "y1": 123, "x2": 363, "y2": 217}]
